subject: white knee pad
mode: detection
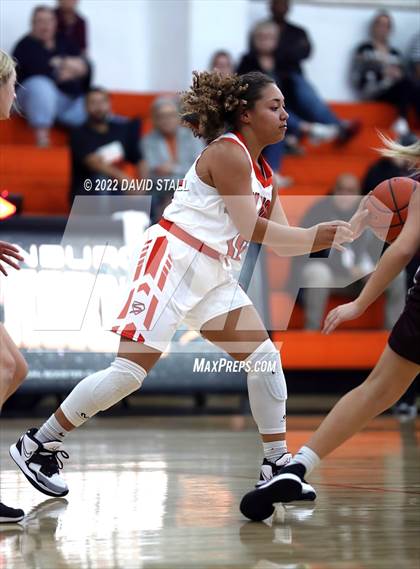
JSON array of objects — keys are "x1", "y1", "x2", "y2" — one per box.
[
  {"x1": 246, "y1": 339, "x2": 287, "y2": 435},
  {"x1": 61, "y1": 357, "x2": 146, "y2": 427}
]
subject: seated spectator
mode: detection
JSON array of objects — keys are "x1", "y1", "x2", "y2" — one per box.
[
  {"x1": 288, "y1": 173, "x2": 406, "y2": 330},
  {"x1": 13, "y1": 5, "x2": 91, "y2": 147},
  {"x1": 269, "y1": 0, "x2": 359, "y2": 144},
  {"x1": 142, "y1": 97, "x2": 203, "y2": 223},
  {"x1": 352, "y1": 11, "x2": 417, "y2": 136},
  {"x1": 55, "y1": 0, "x2": 88, "y2": 54},
  {"x1": 69, "y1": 87, "x2": 147, "y2": 206},
  {"x1": 209, "y1": 50, "x2": 234, "y2": 76},
  {"x1": 237, "y1": 18, "x2": 356, "y2": 172},
  {"x1": 407, "y1": 31, "x2": 420, "y2": 120},
  {"x1": 361, "y1": 133, "x2": 416, "y2": 195}
]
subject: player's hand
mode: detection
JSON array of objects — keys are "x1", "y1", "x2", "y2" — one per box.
[
  {"x1": 312, "y1": 220, "x2": 353, "y2": 253},
  {"x1": 0, "y1": 241, "x2": 24, "y2": 276},
  {"x1": 322, "y1": 300, "x2": 364, "y2": 334},
  {"x1": 349, "y1": 195, "x2": 370, "y2": 239}
]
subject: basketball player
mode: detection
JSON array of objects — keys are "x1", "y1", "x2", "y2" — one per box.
[
  {"x1": 240, "y1": 137, "x2": 420, "y2": 520},
  {"x1": 0, "y1": 49, "x2": 26, "y2": 523},
  {"x1": 10, "y1": 71, "x2": 360, "y2": 505}
]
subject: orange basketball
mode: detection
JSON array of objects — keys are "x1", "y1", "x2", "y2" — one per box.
[{"x1": 366, "y1": 177, "x2": 418, "y2": 244}]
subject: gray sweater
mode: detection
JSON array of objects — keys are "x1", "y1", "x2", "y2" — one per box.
[{"x1": 142, "y1": 126, "x2": 204, "y2": 180}]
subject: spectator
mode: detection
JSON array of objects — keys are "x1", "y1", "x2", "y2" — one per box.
[
  {"x1": 407, "y1": 31, "x2": 420, "y2": 120},
  {"x1": 361, "y1": 133, "x2": 417, "y2": 195},
  {"x1": 269, "y1": 0, "x2": 359, "y2": 144},
  {"x1": 289, "y1": 173, "x2": 406, "y2": 330},
  {"x1": 210, "y1": 50, "x2": 234, "y2": 76},
  {"x1": 55, "y1": 0, "x2": 88, "y2": 54},
  {"x1": 237, "y1": 19, "x2": 346, "y2": 172},
  {"x1": 142, "y1": 96, "x2": 203, "y2": 223},
  {"x1": 352, "y1": 11, "x2": 416, "y2": 136},
  {"x1": 237, "y1": 20, "x2": 344, "y2": 173},
  {"x1": 13, "y1": 5, "x2": 91, "y2": 147},
  {"x1": 69, "y1": 87, "x2": 147, "y2": 206}
]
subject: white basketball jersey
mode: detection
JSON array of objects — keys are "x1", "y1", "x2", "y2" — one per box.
[{"x1": 162, "y1": 132, "x2": 273, "y2": 261}]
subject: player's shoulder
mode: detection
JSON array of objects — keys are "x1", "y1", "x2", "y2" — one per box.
[{"x1": 204, "y1": 137, "x2": 251, "y2": 172}]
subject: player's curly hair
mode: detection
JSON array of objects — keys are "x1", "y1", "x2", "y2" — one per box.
[{"x1": 181, "y1": 70, "x2": 275, "y2": 143}]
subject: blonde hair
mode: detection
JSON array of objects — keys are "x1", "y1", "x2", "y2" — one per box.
[
  {"x1": 0, "y1": 50, "x2": 16, "y2": 86},
  {"x1": 377, "y1": 132, "x2": 420, "y2": 169}
]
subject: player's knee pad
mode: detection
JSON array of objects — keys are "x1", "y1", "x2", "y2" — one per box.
[
  {"x1": 93, "y1": 357, "x2": 146, "y2": 410},
  {"x1": 61, "y1": 357, "x2": 146, "y2": 426},
  {"x1": 246, "y1": 339, "x2": 287, "y2": 435}
]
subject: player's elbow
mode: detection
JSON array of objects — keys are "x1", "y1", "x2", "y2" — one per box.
[
  {"x1": 234, "y1": 216, "x2": 262, "y2": 243},
  {"x1": 392, "y1": 241, "x2": 417, "y2": 264}
]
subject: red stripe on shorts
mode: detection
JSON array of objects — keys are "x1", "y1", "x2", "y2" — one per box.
[
  {"x1": 144, "y1": 295, "x2": 158, "y2": 330},
  {"x1": 134, "y1": 239, "x2": 153, "y2": 281},
  {"x1": 117, "y1": 288, "x2": 135, "y2": 320},
  {"x1": 144, "y1": 236, "x2": 168, "y2": 279},
  {"x1": 137, "y1": 282, "x2": 151, "y2": 295},
  {"x1": 157, "y1": 259, "x2": 171, "y2": 291},
  {"x1": 121, "y1": 322, "x2": 137, "y2": 341}
]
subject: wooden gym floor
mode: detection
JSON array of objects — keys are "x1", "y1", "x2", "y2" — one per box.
[{"x1": 0, "y1": 415, "x2": 419, "y2": 569}]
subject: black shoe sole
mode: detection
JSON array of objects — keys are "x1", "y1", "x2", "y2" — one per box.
[{"x1": 240, "y1": 474, "x2": 302, "y2": 522}]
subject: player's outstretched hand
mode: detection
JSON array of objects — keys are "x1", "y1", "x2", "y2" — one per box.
[
  {"x1": 0, "y1": 241, "x2": 24, "y2": 276},
  {"x1": 313, "y1": 220, "x2": 353, "y2": 253},
  {"x1": 323, "y1": 300, "x2": 364, "y2": 334},
  {"x1": 349, "y1": 195, "x2": 371, "y2": 239}
]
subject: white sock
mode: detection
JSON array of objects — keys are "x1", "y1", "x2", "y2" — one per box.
[
  {"x1": 290, "y1": 445, "x2": 320, "y2": 476},
  {"x1": 36, "y1": 414, "x2": 70, "y2": 443},
  {"x1": 263, "y1": 440, "x2": 288, "y2": 462}
]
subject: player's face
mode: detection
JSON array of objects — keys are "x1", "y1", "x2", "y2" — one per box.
[
  {"x1": 0, "y1": 69, "x2": 16, "y2": 121},
  {"x1": 245, "y1": 83, "x2": 288, "y2": 146}
]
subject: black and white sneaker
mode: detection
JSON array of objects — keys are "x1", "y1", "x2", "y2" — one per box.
[
  {"x1": 257, "y1": 456, "x2": 316, "y2": 502},
  {"x1": 0, "y1": 502, "x2": 25, "y2": 523},
  {"x1": 9, "y1": 428, "x2": 69, "y2": 498},
  {"x1": 241, "y1": 463, "x2": 316, "y2": 522},
  {"x1": 256, "y1": 454, "x2": 292, "y2": 487}
]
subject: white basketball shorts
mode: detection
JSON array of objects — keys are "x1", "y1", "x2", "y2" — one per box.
[{"x1": 111, "y1": 223, "x2": 252, "y2": 351}]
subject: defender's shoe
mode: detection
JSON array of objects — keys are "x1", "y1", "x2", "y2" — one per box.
[
  {"x1": 0, "y1": 502, "x2": 25, "y2": 523},
  {"x1": 242, "y1": 463, "x2": 316, "y2": 521},
  {"x1": 257, "y1": 456, "x2": 316, "y2": 502}
]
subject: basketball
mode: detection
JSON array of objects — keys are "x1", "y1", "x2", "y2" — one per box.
[{"x1": 366, "y1": 177, "x2": 418, "y2": 244}]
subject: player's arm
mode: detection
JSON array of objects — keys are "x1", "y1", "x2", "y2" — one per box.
[
  {"x1": 208, "y1": 142, "x2": 353, "y2": 255},
  {"x1": 267, "y1": 177, "x2": 289, "y2": 226},
  {"x1": 323, "y1": 188, "x2": 420, "y2": 334}
]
